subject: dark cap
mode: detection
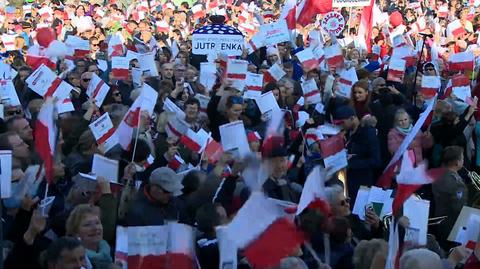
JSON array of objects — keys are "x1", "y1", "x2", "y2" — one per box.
[{"x1": 333, "y1": 106, "x2": 356, "y2": 121}]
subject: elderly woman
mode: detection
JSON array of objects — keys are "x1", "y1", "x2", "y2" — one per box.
[
  {"x1": 388, "y1": 109, "x2": 433, "y2": 164},
  {"x1": 66, "y1": 204, "x2": 113, "y2": 269},
  {"x1": 325, "y1": 185, "x2": 384, "y2": 242}
]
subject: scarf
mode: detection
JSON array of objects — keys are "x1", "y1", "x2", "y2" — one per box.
[
  {"x1": 86, "y1": 240, "x2": 112, "y2": 269},
  {"x1": 396, "y1": 124, "x2": 413, "y2": 135}
]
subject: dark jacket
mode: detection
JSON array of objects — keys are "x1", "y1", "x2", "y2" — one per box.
[
  {"x1": 207, "y1": 95, "x2": 229, "y2": 142},
  {"x1": 346, "y1": 125, "x2": 381, "y2": 201},
  {"x1": 126, "y1": 186, "x2": 190, "y2": 226},
  {"x1": 262, "y1": 177, "x2": 300, "y2": 203},
  {"x1": 196, "y1": 235, "x2": 219, "y2": 269},
  {"x1": 432, "y1": 170, "x2": 468, "y2": 242}
]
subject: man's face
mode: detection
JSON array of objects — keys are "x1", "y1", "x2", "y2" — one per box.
[
  {"x1": 8, "y1": 134, "x2": 29, "y2": 159},
  {"x1": 80, "y1": 72, "x2": 93, "y2": 88},
  {"x1": 51, "y1": 246, "x2": 87, "y2": 269},
  {"x1": 162, "y1": 64, "x2": 174, "y2": 79},
  {"x1": 149, "y1": 184, "x2": 172, "y2": 204},
  {"x1": 12, "y1": 118, "x2": 33, "y2": 142}
]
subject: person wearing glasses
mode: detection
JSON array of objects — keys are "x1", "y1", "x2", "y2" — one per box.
[{"x1": 126, "y1": 167, "x2": 189, "y2": 226}]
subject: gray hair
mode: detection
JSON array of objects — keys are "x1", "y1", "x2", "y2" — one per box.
[
  {"x1": 400, "y1": 248, "x2": 443, "y2": 269},
  {"x1": 106, "y1": 104, "x2": 128, "y2": 127},
  {"x1": 276, "y1": 257, "x2": 308, "y2": 269},
  {"x1": 324, "y1": 185, "x2": 344, "y2": 206}
]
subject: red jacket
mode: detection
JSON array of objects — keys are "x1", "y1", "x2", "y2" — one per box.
[{"x1": 387, "y1": 128, "x2": 434, "y2": 164}]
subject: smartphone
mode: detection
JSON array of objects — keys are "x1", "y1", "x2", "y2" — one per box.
[{"x1": 365, "y1": 203, "x2": 374, "y2": 212}]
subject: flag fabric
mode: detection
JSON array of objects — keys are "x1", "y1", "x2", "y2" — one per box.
[
  {"x1": 86, "y1": 74, "x2": 110, "y2": 107},
  {"x1": 165, "y1": 115, "x2": 189, "y2": 140},
  {"x1": 204, "y1": 139, "x2": 224, "y2": 164},
  {"x1": 448, "y1": 51, "x2": 475, "y2": 71},
  {"x1": 35, "y1": 101, "x2": 57, "y2": 184},
  {"x1": 319, "y1": 134, "x2": 348, "y2": 174},
  {"x1": 447, "y1": 20, "x2": 467, "y2": 39},
  {"x1": 337, "y1": 68, "x2": 358, "y2": 98},
  {"x1": 245, "y1": 72, "x2": 264, "y2": 92},
  {"x1": 264, "y1": 63, "x2": 286, "y2": 83},
  {"x1": 358, "y1": 0, "x2": 375, "y2": 52},
  {"x1": 179, "y1": 128, "x2": 210, "y2": 153},
  {"x1": 112, "y1": 56, "x2": 130, "y2": 80},
  {"x1": 115, "y1": 96, "x2": 142, "y2": 150},
  {"x1": 387, "y1": 58, "x2": 406, "y2": 83},
  {"x1": 296, "y1": 0, "x2": 333, "y2": 27},
  {"x1": 296, "y1": 165, "x2": 328, "y2": 215},
  {"x1": 295, "y1": 48, "x2": 319, "y2": 71},
  {"x1": 324, "y1": 44, "x2": 344, "y2": 69},
  {"x1": 168, "y1": 154, "x2": 185, "y2": 171},
  {"x1": 451, "y1": 74, "x2": 472, "y2": 102},
  {"x1": 108, "y1": 33, "x2": 125, "y2": 57},
  {"x1": 301, "y1": 79, "x2": 321, "y2": 105},
  {"x1": 192, "y1": 4, "x2": 206, "y2": 19},
  {"x1": 279, "y1": 0, "x2": 297, "y2": 29},
  {"x1": 224, "y1": 192, "x2": 304, "y2": 269},
  {"x1": 420, "y1": 76, "x2": 441, "y2": 99}
]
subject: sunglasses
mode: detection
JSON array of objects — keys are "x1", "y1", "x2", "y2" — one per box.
[
  {"x1": 6, "y1": 109, "x2": 22, "y2": 116},
  {"x1": 340, "y1": 197, "x2": 351, "y2": 206},
  {"x1": 91, "y1": 43, "x2": 99, "y2": 47},
  {"x1": 426, "y1": 68, "x2": 435, "y2": 71},
  {"x1": 230, "y1": 96, "x2": 244, "y2": 105},
  {"x1": 83, "y1": 78, "x2": 91, "y2": 82},
  {"x1": 113, "y1": 92, "x2": 121, "y2": 96}
]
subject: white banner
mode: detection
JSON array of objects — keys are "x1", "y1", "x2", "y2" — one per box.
[
  {"x1": 333, "y1": 0, "x2": 371, "y2": 7},
  {"x1": 260, "y1": 20, "x2": 291, "y2": 46},
  {"x1": 192, "y1": 34, "x2": 244, "y2": 56}
]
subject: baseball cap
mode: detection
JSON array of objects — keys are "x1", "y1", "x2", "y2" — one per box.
[
  {"x1": 333, "y1": 106, "x2": 356, "y2": 121},
  {"x1": 149, "y1": 167, "x2": 183, "y2": 196}
]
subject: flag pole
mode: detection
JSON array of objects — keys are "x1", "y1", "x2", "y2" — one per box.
[{"x1": 130, "y1": 111, "x2": 143, "y2": 163}]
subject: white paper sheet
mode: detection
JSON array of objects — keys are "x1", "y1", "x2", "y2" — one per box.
[{"x1": 92, "y1": 154, "x2": 119, "y2": 183}]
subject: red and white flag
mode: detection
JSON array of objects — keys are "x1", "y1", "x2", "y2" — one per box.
[
  {"x1": 337, "y1": 68, "x2": 358, "y2": 98},
  {"x1": 319, "y1": 134, "x2": 347, "y2": 174},
  {"x1": 180, "y1": 128, "x2": 210, "y2": 153},
  {"x1": 1, "y1": 34, "x2": 16, "y2": 51},
  {"x1": 295, "y1": 48, "x2": 319, "y2": 71},
  {"x1": 301, "y1": 79, "x2": 321, "y2": 105},
  {"x1": 451, "y1": 74, "x2": 472, "y2": 102},
  {"x1": 296, "y1": 0, "x2": 333, "y2": 27},
  {"x1": 108, "y1": 33, "x2": 125, "y2": 57},
  {"x1": 224, "y1": 192, "x2": 304, "y2": 269},
  {"x1": 35, "y1": 100, "x2": 57, "y2": 184},
  {"x1": 26, "y1": 64, "x2": 72, "y2": 98},
  {"x1": 89, "y1": 113, "x2": 119, "y2": 153},
  {"x1": 168, "y1": 154, "x2": 185, "y2": 171},
  {"x1": 112, "y1": 57, "x2": 130, "y2": 80},
  {"x1": 437, "y1": 4, "x2": 448, "y2": 17},
  {"x1": 358, "y1": 0, "x2": 375, "y2": 52},
  {"x1": 420, "y1": 76, "x2": 441, "y2": 99},
  {"x1": 192, "y1": 4, "x2": 205, "y2": 19},
  {"x1": 296, "y1": 165, "x2": 330, "y2": 215},
  {"x1": 246, "y1": 33, "x2": 265, "y2": 54},
  {"x1": 305, "y1": 128, "x2": 324, "y2": 146},
  {"x1": 116, "y1": 223, "x2": 196, "y2": 269},
  {"x1": 447, "y1": 20, "x2": 467, "y2": 39},
  {"x1": 65, "y1": 35, "x2": 90, "y2": 58},
  {"x1": 264, "y1": 63, "x2": 286, "y2": 83},
  {"x1": 155, "y1": 20, "x2": 170, "y2": 33},
  {"x1": 165, "y1": 115, "x2": 189, "y2": 140},
  {"x1": 387, "y1": 58, "x2": 406, "y2": 83},
  {"x1": 204, "y1": 138, "x2": 224, "y2": 164},
  {"x1": 115, "y1": 95, "x2": 142, "y2": 150},
  {"x1": 245, "y1": 72, "x2": 264, "y2": 92},
  {"x1": 238, "y1": 10, "x2": 250, "y2": 23},
  {"x1": 324, "y1": 44, "x2": 344, "y2": 69},
  {"x1": 448, "y1": 51, "x2": 475, "y2": 71},
  {"x1": 279, "y1": 0, "x2": 297, "y2": 30},
  {"x1": 87, "y1": 74, "x2": 110, "y2": 107},
  {"x1": 391, "y1": 34, "x2": 407, "y2": 48},
  {"x1": 226, "y1": 59, "x2": 248, "y2": 90},
  {"x1": 411, "y1": 17, "x2": 426, "y2": 34},
  {"x1": 56, "y1": 98, "x2": 75, "y2": 114}
]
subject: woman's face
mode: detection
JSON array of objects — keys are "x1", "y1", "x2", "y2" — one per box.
[
  {"x1": 350, "y1": 50, "x2": 360, "y2": 60},
  {"x1": 112, "y1": 90, "x2": 122, "y2": 103},
  {"x1": 396, "y1": 113, "x2": 410, "y2": 129},
  {"x1": 176, "y1": 53, "x2": 188, "y2": 65},
  {"x1": 227, "y1": 104, "x2": 243, "y2": 120},
  {"x1": 332, "y1": 192, "x2": 351, "y2": 217},
  {"x1": 352, "y1": 87, "x2": 368, "y2": 102},
  {"x1": 76, "y1": 6, "x2": 85, "y2": 16},
  {"x1": 272, "y1": 89, "x2": 280, "y2": 101},
  {"x1": 77, "y1": 214, "x2": 103, "y2": 247}
]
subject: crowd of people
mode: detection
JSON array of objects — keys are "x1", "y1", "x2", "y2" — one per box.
[{"x1": 1, "y1": 0, "x2": 480, "y2": 268}]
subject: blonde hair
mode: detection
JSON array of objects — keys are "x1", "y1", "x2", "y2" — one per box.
[
  {"x1": 353, "y1": 239, "x2": 388, "y2": 269},
  {"x1": 66, "y1": 204, "x2": 100, "y2": 236}
]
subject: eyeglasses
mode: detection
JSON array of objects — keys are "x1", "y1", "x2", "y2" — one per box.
[
  {"x1": 82, "y1": 78, "x2": 91, "y2": 82},
  {"x1": 91, "y1": 43, "x2": 99, "y2": 47},
  {"x1": 339, "y1": 197, "x2": 351, "y2": 206}
]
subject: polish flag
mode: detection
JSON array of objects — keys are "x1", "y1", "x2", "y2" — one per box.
[
  {"x1": 192, "y1": 4, "x2": 205, "y2": 20},
  {"x1": 319, "y1": 134, "x2": 347, "y2": 173},
  {"x1": 296, "y1": 165, "x2": 329, "y2": 215},
  {"x1": 108, "y1": 33, "x2": 124, "y2": 57},
  {"x1": 180, "y1": 128, "x2": 210, "y2": 153},
  {"x1": 392, "y1": 47, "x2": 416, "y2": 68},
  {"x1": 26, "y1": 53, "x2": 56, "y2": 71},
  {"x1": 115, "y1": 95, "x2": 142, "y2": 150},
  {"x1": 117, "y1": 223, "x2": 197, "y2": 269},
  {"x1": 165, "y1": 115, "x2": 189, "y2": 140},
  {"x1": 204, "y1": 139, "x2": 224, "y2": 164},
  {"x1": 224, "y1": 192, "x2": 304, "y2": 269},
  {"x1": 392, "y1": 151, "x2": 443, "y2": 216},
  {"x1": 295, "y1": 48, "x2": 319, "y2": 71},
  {"x1": 226, "y1": 59, "x2": 248, "y2": 89},
  {"x1": 1, "y1": 34, "x2": 16, "y2": 51},
  {"x1": 387, "y1": 58, "x2": 406, "y2": 83},
  {"x1": 238, "y1": 10, "x2": 250, "y2": 23},
  {"x1": 168, "y1": 154, "x2": 185, "y2": 171},
  {"x1": 89, "y1": 113, "x2": 118, "y2": 153},
  {"x1": 437, "y1": 4, "x2": 449, "y2": 17},
  {"x1": 358, "y1": 0, "x2": 375, "y2": 52},
  {"x1": 301, "y1": 79, "x2": 321, "y2": 105},
  {"x1": 420, "y1": 76, "x2": 441, "y2": 99},
  {"x1": 34, "y1": 100, "x2": 57, "y2": 184},
  {"x1": 411, "y1": 17, "x2": 426, "y2": 34},
  {"x1": 111, "y1": 56, "x2": 130, "y2": 80},
  {"x1": 324, "y1": 44, "x2": 344, "y2": 69},
  {"x1": 56, "y1": 98, "x2": 75, "y2": 114},
  {"x1": 155, "y1": 20, "x2": 170, "y2": 33},
  {"x1": 304, "y1": 128, "x2": 324, "y2": 146},
  {"x1": 264, "y1": 63, "x2": 286, "y2": 83},
  {"x1": 391, "y1": 34, "x2": 407, "y2": 48},
  {"x1": 296, "y1": 0, "x2": 333, "y2": 27},
  {"x1": 279, "y1": 0, "x2": 297, "y2": 30},
  {"x1": 447, "y1": 20, "x2": 467, "y2": 39},
  {"x1": 87, "y1": 74, "x2": 110, "y2": 107},
  {"x1": 448, "y1": 51, "x2": 475, "y2": 71},
  {"x1": 451, "y1": 74, "x2": 472, "y2": 102},
  {"x1": 245, "y1": 72, "x2": 264, "y2": 92},
  {"x1": 238, "y1": 23, "x2": 256, "y2": 36},
  {"x1": 246, "y1": 33, "x2": 265, "y2": 54},
  {"x1": 337, "y1": 68, "x2": 358, "y2": 98},
  {"x1": 208, "y1": 0, "x2": 218, "y2": 10},
  {"x1": 25, "y1": 64, "x2": 72, "y2": 98}
]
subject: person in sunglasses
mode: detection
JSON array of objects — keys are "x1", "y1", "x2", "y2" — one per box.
[{"x1": 126, "y1": 167, "x2": 189, "y2": 226}]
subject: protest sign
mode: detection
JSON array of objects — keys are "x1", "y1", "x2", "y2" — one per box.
[
  {"x1": 321, "y1": 11, "x2": 346, "y2": 36},
  {"x1": 87, "y1": 74, "x2": 110, "y2": 107},
  {"x1": 332, "y1": 0, "x2": 371, "y2": 7},
  {"x1": 92, "y1": 154, "x2": 119, "y2": 183},
  {"x1": 89, "y1": 113, "x2": 119, "y2": 153},
  {"x1": 0, "y1": 150, "x2": 12, "y2": 198},
  {"x1": 192, "y1": 25, "x2": 244, "y2": 56},
  {"x1": 219, "y1": 121, "x2": 251, "y2": 158},
  {"x1": 260, "y1": 20, "x2": 290, "y2": 46}
]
